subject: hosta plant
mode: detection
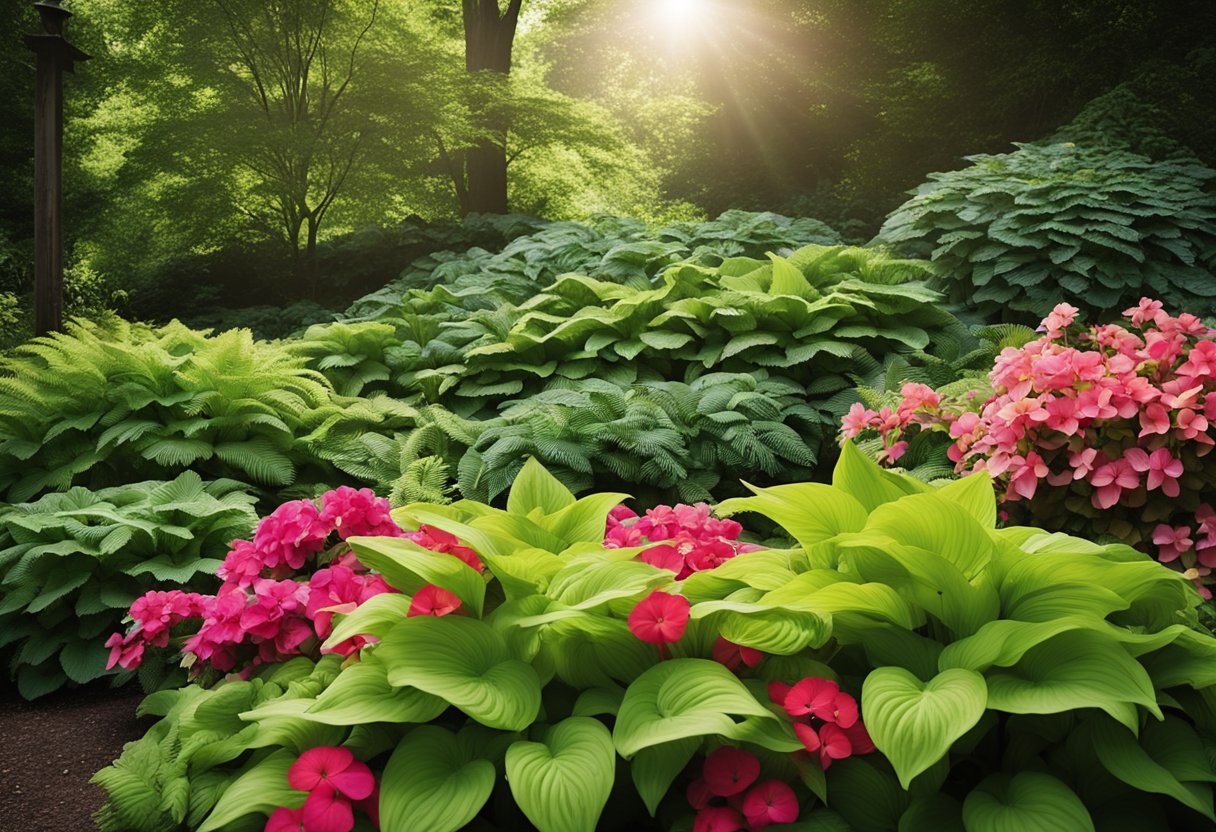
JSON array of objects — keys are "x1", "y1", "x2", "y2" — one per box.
[
  {"x1": 877, "y1": 141, "x2": 1216, "y2": 321},
  {"x1": 95, "y1": 452, "x2": 1216, "y2": 831},
  {"x1": 846, "y1": 299, "x2": 1216, "y2": 597},
  {"x1": 0, "y1": 472, "x2": 257, "y2": 699}
]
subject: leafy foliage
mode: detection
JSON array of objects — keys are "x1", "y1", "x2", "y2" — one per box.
[
  {"x1": 0, "y1": 317, "x2": 420, "y2": 503},
  {"x1": 877, "y1": 142, "x2": 1216, "y2": 321},
  {"x1": 0, "y1": 472, "x2": 256, "y2": 699},
  {"x1": 95, "y1": 453, "x2": 1216, "y2": 831}
]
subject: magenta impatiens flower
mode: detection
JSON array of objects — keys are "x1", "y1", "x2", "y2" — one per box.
[
  {"x1": 741, "y1": 780, "x2": 799, "y2": 829},
  {"x1": 1124, "y1": 447, "x2": 1184, "y2": 496},
  {"x1": 265, "y1": 806, "x2": 305, "y2": 832},
  {"x1": 1089, "y1": 458, "x2": 1139, "y2": 509},
  {"x1": 627, "y1": 591, "x2": 690, "y2": 645},
  {"x1": 407, "y1": 584, "x2": 462, "y2": 617},
  {"x1": 782, "y1": 677, "x2": 841, "y2": 720},
  {"x1": 711, "y1": 637, "x2": 763, "y2": 671},
  {"x1": 693, "y1": 806, "x2": 747, "y2": 832},
  {"x1": 702, "y1": 746, "x2": 761, "y2": 797},
  {"x1": 288, "y1": 747, "x2": 375, "y2": 799}
]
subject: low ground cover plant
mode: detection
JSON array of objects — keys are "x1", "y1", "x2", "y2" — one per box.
[
  {"x1": 0, "y1": 472, "x2": 257, "y2": 699},
  {"x1": 844, "y1": 298, "x2": 1216, "y2": 598},
  {"x1": 877, "y1": 142, "x2": 1216, "y2": 322},
  {"x1": 94, "y1": 451, "x2": 1216, "y2": 831}
]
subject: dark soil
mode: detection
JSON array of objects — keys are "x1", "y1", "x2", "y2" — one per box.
[{"x1": 0, "y1": 685, "x2": 147, "y2": 832}]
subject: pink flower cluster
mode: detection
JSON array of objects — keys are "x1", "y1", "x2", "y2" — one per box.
[
  {"x1": 842, "y1": 299, "x2": 1216, "y2": 596},
  {"x1": 606, "y1": 502, "x2": 762, "y2": 578},
  {"x1": 768, "y1": 677, "x2": 875, "y2": 771},
  {"x1": 105, "y1": 489, "x2": 484, "y2": 675},
  {"x1": 267, "y1": 746, "x2": 378, "y2": 832},
  {"x1": 686, "y1": 746, "x2": 799, "y2": 832}
]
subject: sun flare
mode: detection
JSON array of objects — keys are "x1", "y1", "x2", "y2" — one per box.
[{"x1": 655, "y1": 0, "x2": 711, "y2": 28}]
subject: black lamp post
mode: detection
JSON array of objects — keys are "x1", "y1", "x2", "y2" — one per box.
[{"x1": 24, "y1": 1, "x2": 89, "y2": 336}]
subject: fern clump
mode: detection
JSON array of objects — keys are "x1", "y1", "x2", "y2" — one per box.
[
  {"x1": 0, "y1": 472, "x2": 257, "y2": 699},
  {"x1": 877, "y1": 142, "x2": 1216, "y2": 321}
]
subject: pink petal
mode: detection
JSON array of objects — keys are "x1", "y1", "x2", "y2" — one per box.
[{"x1": 301, "y1": 789, "x2": 355, "y2": 832}]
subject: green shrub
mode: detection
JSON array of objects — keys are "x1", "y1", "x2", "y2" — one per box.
[
  {"x1": 95, "y1": 451, "x2": 1216, "y2": 830},
  {"x1": 0, "y1": 472, "x2": 257, "y2": 699},
  {"x1": 0, "y1": 317, "x2": 420, "y2": 502},
  {"x1": 877, "y1": 142, "x2": 1216, "y2": 321}
]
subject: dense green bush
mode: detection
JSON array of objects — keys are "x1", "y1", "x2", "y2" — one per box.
[
  {"x1": 0, "y1": 317, "x2": 420, "y2": 502},
  {"x1": 93, "y1": 450, "x2": 1216, "y2": 831},
  {"x1": 293, "y1": 242, "x2": 969, "y2": 503},
  {"x1": 343, "y1": 210, "x2": 842, "y2": 321},
  {"x1": 877, "y1": 142, "x2": 1216, "y2": 321},
  {"x1": 0, "y1": 472, "x2": 256, "y2": 699}
]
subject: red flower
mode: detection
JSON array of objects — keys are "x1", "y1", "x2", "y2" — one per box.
[
  {"x1": 407, "y1": 584, "x2": 462, "y2": 617},
  {"x1": 301, "y1": 789, "x2": 355, "y2": 832},
  {"x1": 288, "y1": 747, "x2": 375, "y2": 800},
  {"x1": 627, "y1": 591, "x2": 690, "y2": 645},
  {"x1": 265, "y1": 807, "x2": 305, "y2": 832},
  {"x1": 767, "y1": 680, "x2": 792, "y2": 706},
  {"x1": 702, "y1": 746, "x2": 761, "y2": 797},
  {"x1": 843, "y1": 720, "x2": 876, "y2": 755},
  {"x1": 693, "y1": 806, "x2": 747, "y2": 832},
  {"x1": 741, "y1": 780, "x2": 799, "y2": 829},
  {"x1": 686, "y1": 778, "x2": 714, "y2": 810},
  {"x1": 816, "y1": 722, "x2": 853, "y2": 770},
  {"x1": 782, "y1": 677, "x2": 839, "y2": 719},
  {"x1": 793, "y1": 722, "x2": 820, "y2": 754},
  {"x1": 711, "y1": 637, "x2": 763, "y2": 671}
]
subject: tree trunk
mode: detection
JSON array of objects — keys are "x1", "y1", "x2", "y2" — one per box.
[
  {"x1": 304, "y1": 214, "x2": 320, "y2": 297},
  {"x1": 460, "y1": 0, "x2": 522, "y2": 216}
]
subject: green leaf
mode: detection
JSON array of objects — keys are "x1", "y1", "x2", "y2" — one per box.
[
  {"x1": 933, "y1": 472, "x2": 996, "y2": 529},
  {"x1": 631, "y1": 738, "x2": 699, "y2": 816},
  {"x1": 833, "y1": 441, "x2": 928, "y2": 512},
  {"x1": 379, "y1": 726, "x2": 496, "y2": 832},
  {"x1": 613, "y1": 658, "x2": 773, "y2": 758},
  {"x1": 862, "y1": 666, "x2": 988, "y2": 789},
  {"x1": 196, "y1": 749, "x2": 305, "y2": 832},
  {"x1": 298, "y1": 655, "x2": 448, "y2": 725},
  {"x1": 984, "y1": 630, "x2": 1159, "y2": 732},
  {"x1": 962, "y1": 773, "x2": 1095, "y2": 832},
  {"x1": 347, "y1": 536, "x2": 486, "y2": 617},
  {"x1": 690, "y1": 599, "x2": 831, "y2": 654},
  {"x1": 1088, "y1": 717, "x2": 1216, "y2": 820},
  {"x1": 507, "y1": 457, "x2": 576, "y2": 516},
  {"x1": 322, "y1": 592, "x2": 414, "y2": 650},
  {"x1": 377, "y1": 615, "x2": 542, "y2": 731},
  {"x1": 717, "y1": 482, "x2": 868, "y2": 549},
  {"x1": 505, "y1": 717, "x2": 616, "y2": 832}
]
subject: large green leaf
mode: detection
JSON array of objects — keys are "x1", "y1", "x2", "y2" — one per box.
[
  {"x1": 377, "y1": 615, "x2": 541, "y2": 731},
  {"x1": 690, "y1": 599, "x2": 831, "y2": 654},
  {"x1": 613, "y1": 659, "x2": 774, "y2": 758},
  {"x1": 196, "y1": 749, "x2": 304, "y2": 832},
  {"x1": 984, "y1": 630, "x2": 1159, "y2": 732},
  {"x1": 833, "y1": 441, "x2": 929, "y2": 512},
  {"x1": 962, "y1": 772, "x2": 1095, "y2": 832},
  {"x1": 379, "y1": 726, "x2": 496, "y2": 832},
  {"x1": 507, "y1": 457, "x2": 576, "y2": 516},
  {"x1": 631, "y1": 738, "x2": 699, "y2": 816},
  {"x1": 347, "y1": 536, "x2": 486, "y2": 617},
  {"x1": 716, "y1": 482, "x2": 868, "y2": 549},
  {"x1": 862, "y1": 666, "x2": 987, "y2": 788},
  {"x1": 321, "y1": 592, "x2": 413, "y2": 650},
  {"x1": 1087, "y1": 717, "x2": 1216, "y2": 820},
  {"x1": 505, "y1": 717, "x2": 615, "y2": 832},
  {"x1": 294, "y1": 655, "x2": 448, "y2": 725},
  {"x1": 863, "y1": 493, "x2": 993, "y2": 580}
]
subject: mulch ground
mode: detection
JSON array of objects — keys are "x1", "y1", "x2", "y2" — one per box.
[{"x1": 0, "y1": 685, "x2": 148, "y2": 832}]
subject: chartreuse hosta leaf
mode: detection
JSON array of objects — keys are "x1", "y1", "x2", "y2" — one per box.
[
  {"x1": 983, "y1": 630, "x2": 1160, "y2": 732},
  {"x1": 689, "y1": 599, "x2": 831, "y2": 655},
  {"x1": 196, "y1": 748, "x2": 304, "y2": 832},
  {"x1": 507, "y1": 456, "x2": 577, "y2": 515},
  {"x1": 962, "y1": 772, "x2": 1095, "y2": 832},
  {"x1": 716, "y1": 481, "x2": 868, "y2": 549},
  {"x1": 863, "y1": 492, "x2": 994, "y2": 581},
  {"x1": 505, "y1": 717, "x2": 615, "y2": 832},
  {"x1": 1087, "y1": 716, "x2": 1216, "y2": 821},
  {"x1": 377, "y1": 615, "x2": 541, "y2": 731},
  {"x1": 833, "y1": 441, "x2": 930, "y2": 512},
  {"x1": 321, "y1": 592, "x2": 412, "y2": 651},
  {"x1": 347, "y1": 536, "x2": 486, "y2": 617},
  {"x1": 379, "y1": 726, "x2": 497, "y2": 832},
  {"x1": 862, "y1": 666, "x2": 988, "y2": 789},
  {"x1": 613, "y1": 658, "x2": 774, "y2": 758}
]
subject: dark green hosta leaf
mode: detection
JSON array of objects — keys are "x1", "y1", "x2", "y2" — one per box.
[
  {"x1": 613, "y1": 658, "x2": 774, "y2": 758},
  {"x1": 1088, "y1": 717, "x2": 1216, "y2": 821},
  {"x1": 505, "y1": 717, "x2": 615, "y2": 832},
  {"x1": 862, "y1": 666, "x2": 988, "y2": 789},
  {"x1": 379, "y1": 726, "x2": 497, "y2": 832},
  {"x1": 963, "y1": 772, "x2": 1094, "y2": 832},
  {"x1": 378, "y1": 615, "x2": 542, "y2": 731}
]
